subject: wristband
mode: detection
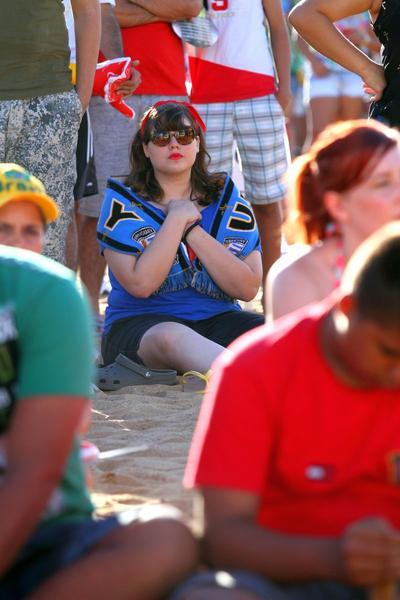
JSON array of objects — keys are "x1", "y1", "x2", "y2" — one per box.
[{"x1": 183, "y1": 219, "x2": 201, "y2": 242}]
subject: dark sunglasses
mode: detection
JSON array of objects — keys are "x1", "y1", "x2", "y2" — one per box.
[{"x1": 149, "y1": 127, "x2": 196, "y2": 147}]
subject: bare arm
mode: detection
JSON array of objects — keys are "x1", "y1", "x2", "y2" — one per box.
[
  {"x1": 129, "y1": 0, "x2": 202, "y2": 20},
  {"x1": 265, "y1": 248, "x2": 322, "y2": 320},
  {"x1": 0, "y1": 395, "x2": 87, "y2": 575},
  {"x1": 115, "y1": 0, "x2": 161, "y2": 27},
  {"x1": 100, "y1": 2, "x2": 124, "y2": 58},
  {"x1": 200, "y1": 488, "x2": 400, "y2": 586},
  {"x1": 104, "y1": 201, "x2": 200, "y2": 298},
  {"x1": 100, "y1": 2, "x2": 142, "y2": 93},
  {"x1": 201, "y1": 488, "x2": 341, "y2": 581},
  {"x1": 263, "y1": 0, "x2": 292, "y2": 117},
  {"x1": 115, "y1": 0, "x2": 202, "y2": 28},
  {"x1": 185, "y1": 226, "x2": 262, "y2": 302},
  {"x1": 289, "y1": 0, "x2": 385, "y2": 99},
  {"x1": 71, "y1": 0, "x2": 101, "y2": 110},
  {"x1": 295, "y1": 33, "x2": 331, "y2": 77}
]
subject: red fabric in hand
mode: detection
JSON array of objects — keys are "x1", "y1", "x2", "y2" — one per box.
[{"x1": 92, "y1": 57, "x2": 135, "y2": 119}]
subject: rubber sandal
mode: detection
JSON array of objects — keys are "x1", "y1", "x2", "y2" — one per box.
[
  {"x1": 180, "y1": 369, "x2": 212, "y2": 393},
  {"x1": 96, "y1": 353, "x2": 178, "y2": 391}
]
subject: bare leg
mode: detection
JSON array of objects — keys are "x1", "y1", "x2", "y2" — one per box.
[
  {"x1": 287, "y1": 113, "x2": 307, "y2": 157},
  {"x1": 31, "y1": 508, "x2": 198, "y2": 600},
  {"x1": 309, "y1": 96, "x2": 339, "y2": 141},
  {"x1": 78, "y1": 214, "x2": 106, "y2": 315},
  {"x1": 339, "y1": 95, "x2": 365, "y2": 121},
  {"x1": 138, "y1": 323, "x2": 224, "y2": 373},
  {"x1": 252, "y1": 201, "x2": 283, "y2": 289}
]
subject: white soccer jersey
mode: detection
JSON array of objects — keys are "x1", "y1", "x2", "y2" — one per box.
[{"x1": 190, "y1": 0, "x2": 276, "y2": 103}]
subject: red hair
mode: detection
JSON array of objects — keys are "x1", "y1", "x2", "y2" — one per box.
[{"x1": 286, "y1": 120, "x2": 400, "y2": 243}]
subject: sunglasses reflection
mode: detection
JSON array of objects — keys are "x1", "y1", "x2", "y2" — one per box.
[{"x1": 149, "y1": 127, "x2": 196, "y2": 147}]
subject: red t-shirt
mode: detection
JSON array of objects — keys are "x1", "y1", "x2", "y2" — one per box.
[
  {"x1": 120, "y1": 23, "x2": 187, "y2": 96},
  {"x1": 185, "y1": 297, "x2": 400, "y2": 536}
]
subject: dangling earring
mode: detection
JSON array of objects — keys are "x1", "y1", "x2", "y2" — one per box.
[{"x1": 325, "y1": 221, "x2": 341, "y2": 238}]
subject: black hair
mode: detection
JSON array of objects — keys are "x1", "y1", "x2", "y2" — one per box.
[{"x1": 350, "y1": 226, "x2": 400, "y2": 327}]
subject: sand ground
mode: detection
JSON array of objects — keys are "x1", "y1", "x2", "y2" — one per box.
[
  {"x1": 89, "y1": 289, "x2": 262, "y2": 519},
  {"x1": 88, "y1": 383, "x2": 203, "y2": 520}
]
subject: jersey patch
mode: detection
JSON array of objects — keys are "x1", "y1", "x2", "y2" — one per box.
[
  {"x1": 223, "y1": 237, "x2": 248, "y2": 256},
  {"x1": 132, "y1": 226, "x2": 156, "y2": 249},
  {"x1": 227, "y1": 201, "x2": 256, "y2": 232},
  {"x1": 104, "y1": 198, "x2": 143, "y2": 230}
]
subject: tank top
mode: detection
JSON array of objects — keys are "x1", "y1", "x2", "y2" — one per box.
[{"x1": 0, "y1": 0, "x2": 71, "y2": 100}]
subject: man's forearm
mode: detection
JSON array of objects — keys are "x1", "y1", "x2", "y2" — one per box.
[
  {"x1": 204, "y1": 520, "x2": 342, "y2": 582},
  {"x1": 115, "y1": 0, "x2": 162, "y2": 27},
  {"x1": 131, "y1": 0, "x2": 202, "y2": 20},
  {"x1": 100, "y1": 3, "x2": 124, "y2": 58},
  {"x1": 73, "y1": 0, "x2": 101, "y2": 109},
  {"x1": 115, "y1": 0, "x2": 202, "y2": 27},
  {"x1": 270, "y1": 28, "x2": 292, "y2": 93}
]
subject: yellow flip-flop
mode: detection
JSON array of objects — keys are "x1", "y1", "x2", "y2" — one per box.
[{"x1": 180, "y1": 369, "x2": 212, "y2": 393}]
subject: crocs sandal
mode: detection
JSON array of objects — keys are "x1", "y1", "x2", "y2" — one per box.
[
  {"x1": 96, "y1": 353, "x2": 178, "y2": 391},
  {"x1": 180, "y1": 369, "x2": 212, "y2": 393}
]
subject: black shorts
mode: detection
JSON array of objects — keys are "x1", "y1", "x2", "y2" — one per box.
[
  {"x1": 101, "y1": 310, "x2": 264, "y2": 366},
  {"x1": 74, "y1": 110, "x2": 98, "y2": 201}
]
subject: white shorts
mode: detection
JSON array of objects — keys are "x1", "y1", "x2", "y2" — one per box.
[{"x1": 304, "y1": 70, "x2": 365, "y2": 102}]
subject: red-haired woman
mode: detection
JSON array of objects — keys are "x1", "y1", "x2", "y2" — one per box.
[
  {"x1": 266, "y1": 119, "x2": 400, "y2": 320},
  {"x1": 289, "y1": 0, "x2": 400, "y2": 129},
  {"x1": 97, "y1": 101, "x2": 263, "y2": 380}
]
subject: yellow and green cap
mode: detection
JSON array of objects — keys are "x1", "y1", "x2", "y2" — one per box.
[{"x1": 0, "y1": 163, "x2": 59, "y2": 224}]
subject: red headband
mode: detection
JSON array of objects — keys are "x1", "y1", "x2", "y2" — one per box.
[{"x1": 140, "y1": 100, "x2": 207, "y2": 135}]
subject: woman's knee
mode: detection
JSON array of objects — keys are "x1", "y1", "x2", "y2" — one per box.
[{"x1": 140, "y1": 322, "x2": 190, "y2": 357}]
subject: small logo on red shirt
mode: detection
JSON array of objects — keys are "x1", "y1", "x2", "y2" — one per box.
[{"x1": 305, "y1": 464, "x2": 334, "y2": 482}]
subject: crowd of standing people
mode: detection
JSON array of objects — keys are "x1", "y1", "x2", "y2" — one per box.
[{"x1": 1, "y1": 0, "x2": 400, "y2": 597}]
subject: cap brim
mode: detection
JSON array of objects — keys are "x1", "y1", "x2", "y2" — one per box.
[{"x1": 0, "y1": 192, "x2": 59, "y2": 224}]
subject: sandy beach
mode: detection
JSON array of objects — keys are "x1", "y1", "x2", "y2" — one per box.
[
  {"x1": 89, "y1": 292, "x2": 262, "y2": 519},
  {"x1": 88, "y1": 383, "x2": 203, "y2": 520}
]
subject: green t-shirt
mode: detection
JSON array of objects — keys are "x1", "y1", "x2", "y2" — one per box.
[
  {"x1": 0, "y1": 0, "x2": 72, "y2": 100},
  {"x1": 0, "y1": 246, "x2": 94, "y2": 523}
]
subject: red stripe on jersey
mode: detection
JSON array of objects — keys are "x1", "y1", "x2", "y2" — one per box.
[{"x1": 189, "y1": 57, "x2": 276, "y2": 103}]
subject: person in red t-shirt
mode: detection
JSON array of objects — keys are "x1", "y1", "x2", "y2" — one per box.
[{"x1": 182, "y1": 222, "x2": 400, "y2": 599}]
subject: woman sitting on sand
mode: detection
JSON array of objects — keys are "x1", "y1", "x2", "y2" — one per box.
[
  {"x1": 266, "y1": 119, "x2": 400, "y2": 320},
  {"x1": 97, "y1": 101, "x2": 263, "y2": 378}
]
